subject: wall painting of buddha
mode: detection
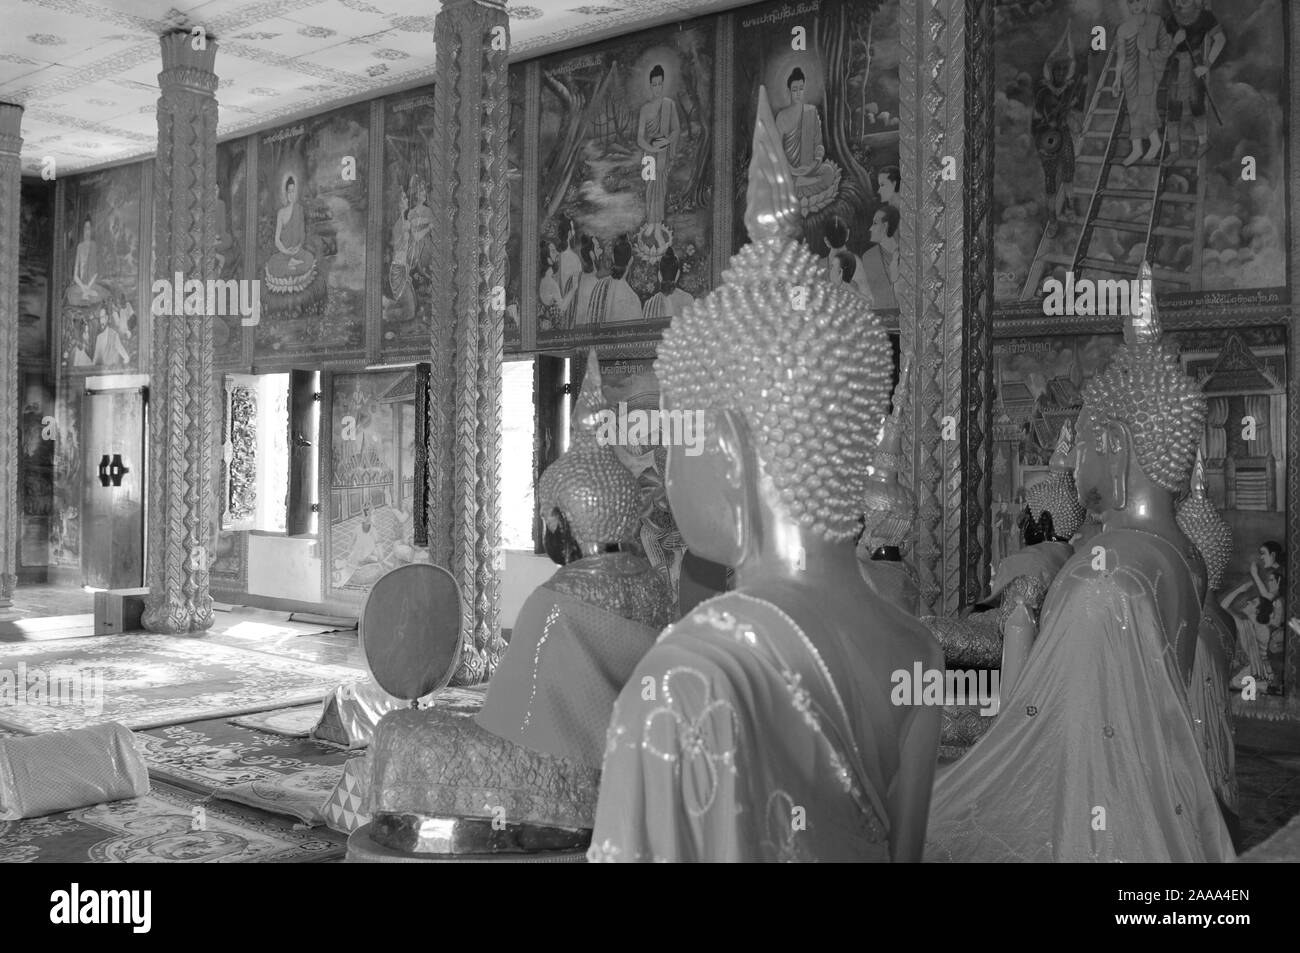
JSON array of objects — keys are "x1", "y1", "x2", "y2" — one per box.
[
  {"x1": 58, "y1": 163, "x2": 143, "y2": 375},
  {"x1": 256, "y1": 103, "x2": 369, "y2": 360},
  {"x1": 534, "y1": 17, "x2": 715, "y2": 348},
  {"x1": 733, "y1": 0, "x2": 900, "y2": 325},
  {"x1": 988, "y1": 0, "x2": 1290, "y2": 316}
]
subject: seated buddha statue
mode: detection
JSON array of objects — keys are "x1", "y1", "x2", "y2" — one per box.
[
  {"x1": 926, "y1": 264, "x2": 1234, "y2": 862},
  {"x1": 364, "y1": 357, "x2": 672, "y2": 855},
  {"x1": 588, "y1": 89, "x2": 942, "y2": 862},
  {"x1": 1176, "y1": 445, "x2": 1238, "y2": 840}
]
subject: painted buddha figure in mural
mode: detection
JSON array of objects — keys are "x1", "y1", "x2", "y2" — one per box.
[
  {"x1": 66, "y1": 216, "x2": 109, "y2": 307},
  {"x1": 264, "y1": 175, "x2": 318, "y2": 295},
  {"x1": 926, "y1": 265, "x2": 1234, "y2": 862},
  {"x1": 637, "y1": 65, "x2": 680, "y2": 232},
  {"x1": 589, "y1": 87, "x2": 941, "y2": 862},
  {"x1": 366, "y1": 356, "x2": 672, "y2": 853},
  {"x1": 773, "y1": 69, "x2": 841, "y2": 217}
]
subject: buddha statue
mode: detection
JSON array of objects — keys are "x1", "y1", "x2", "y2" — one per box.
[
  {"x1": 926, "y1": 263, "x2": 1234, "y2": 862},
  {"x1": 588, "y1": 85, "x2": 942, "y2": 862},
  {"x1": 1177, "y1": 445, "x2": 1238, "y2": 839},
  {"x1": 362, "y1": 356, "x2": 671, "y2": 856},
  {"x1": 1025, "y1": 422, "x2": 1088, "y2": 544},
  {"x1": 856, "y1": 352, "x2": 918, "y2": 614}
]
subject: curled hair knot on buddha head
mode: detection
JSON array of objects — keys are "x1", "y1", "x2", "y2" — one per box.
[
  {"x1": 1079, "y1": 263, "x2": 1206, "y2": 493},
  {"x1": 656, "y1": 85, "x2": 892, "y2": 543}
]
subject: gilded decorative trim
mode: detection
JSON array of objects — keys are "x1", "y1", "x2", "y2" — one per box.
[
  {"x1": 899, "y1": 0, "x2": 971, "y2": 616},
  {"x1": 711, "y1": 13, "x2": 734, "y2": 290},
  {"x1": 0, "y1": 102, "x2": 22, "y2": 604},
  {"x1": 365, "y1": 99, "x2": 384, "y2": 365},
  {"x1": 1284, "y1": 2, "x2": 1300, "y2": 699}
]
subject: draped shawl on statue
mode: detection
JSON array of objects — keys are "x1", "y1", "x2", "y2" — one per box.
[
  {"x1": 926, "y1": 530, "x2": 1235, "y2": 862},
  {"x1": 590, "y1": 591, "x2": 918, "y2": 862}
]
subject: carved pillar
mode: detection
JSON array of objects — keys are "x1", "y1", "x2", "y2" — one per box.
[
  {"x1": 0, "y1": 104, "x2": 20, "y2": 607},
  {"x1": 898, "y1": 0, "x2": 984, "y2": 616},
  {"x1": 143, "y1": 32, "x2": 218, "y2": 633},
  {"x1": 427, "y1": 0, "x2": 508, "y2": 683}
]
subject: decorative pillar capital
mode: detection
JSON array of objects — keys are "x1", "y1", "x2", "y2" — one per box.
[{"x1": 158, "y1": 31, "x2": 219, "y2": 96}]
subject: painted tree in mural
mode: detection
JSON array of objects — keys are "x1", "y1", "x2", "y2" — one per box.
[
  {"x1": 541, "y1": 68, "x2": 615, "y2": 220},
  {"x1": 811, "y1": 0, "x2": 878, "y2": 215}
]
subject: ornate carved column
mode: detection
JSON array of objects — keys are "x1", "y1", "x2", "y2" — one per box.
[
  {"x1": 427, "y1": 0, "x2": 509, "y2": 683},
  {"x1": 0, "y1": 104, "x2": 20, "y2": 607},
  {"x1": 898, "y1": 0, "x2": 987, "y2": 615},
  {"x1": 143, "y1": 32, "x2": 218, "y2": 633}
]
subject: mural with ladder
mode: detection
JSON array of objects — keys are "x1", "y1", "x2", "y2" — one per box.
[{"x1": 989, "y1": 0, "x2": 1288, "y2": 312}]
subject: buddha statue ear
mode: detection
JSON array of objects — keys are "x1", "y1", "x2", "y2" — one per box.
[{"x1": 664, "y1": 406, "x2": 754, "y2": 568}]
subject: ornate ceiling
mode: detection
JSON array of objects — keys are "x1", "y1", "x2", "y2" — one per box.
[{"x1": 1, "y1": 0, "x2": 747, "y2": 174}]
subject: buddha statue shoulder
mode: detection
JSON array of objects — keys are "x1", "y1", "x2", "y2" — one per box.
[
  {"x1": 365, "y1": 356, "x2": 671, "y2": 856},
  {"x1": 590, "y1": 86, "x2": 942, "y2": 863},
  {"x1": 926, "y1": 264, "x2": 1234, "y2": 863}
]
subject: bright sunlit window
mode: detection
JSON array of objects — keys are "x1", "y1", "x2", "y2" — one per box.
[{"x1": 500, "y1": 359, "x2": 537, "y2": 550}]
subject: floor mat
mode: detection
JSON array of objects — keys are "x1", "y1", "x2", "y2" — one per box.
[
  {"x1": 229, "y1": 705, "x2": 322, "y2": 738},
  {"x1": 136, "y1": 718, "x2": 362, "y2": 826},
  {"x1": 0, "y1": 780, "x2": 344, "y2": 863},
  {"x1": 0, "y1": 633, "x2": 362, "y2": 733}
]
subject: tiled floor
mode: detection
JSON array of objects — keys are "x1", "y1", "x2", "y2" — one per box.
[{"x1": 0, "y1": 582, "x2": 94, "y2": 621}]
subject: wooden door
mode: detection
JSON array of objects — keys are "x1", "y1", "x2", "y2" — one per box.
[{"x1": 82, "y1": 387, "x2": 145, "y2": 590}]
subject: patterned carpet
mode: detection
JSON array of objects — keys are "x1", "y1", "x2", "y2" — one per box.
[
  {"x1": 0, "y1": 781, "x2": 344, "y2": 863},
  {"x1": 136, "y1": 718, "x2": 363, "y2": 826},
  {"x1": 0, "y1": 633, "x2": 362, "y2": 733}
]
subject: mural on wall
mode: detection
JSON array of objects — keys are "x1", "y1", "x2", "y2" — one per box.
[
  {"x1": 19, "y1": 181, "x2": 53, "y2": 364},
  {"x1": 214, "y1": 137, "x2": 248, "y2": 364},
  {"x1": 18, "y1": 372, "x2": 54, "y2": 569},
  {"x1": 49, "y1": 386, "x2": 81, "y2": 568},
  {"x1": 506, "y1": 66, "x2": 523, "y2": 351},
  {"x1": 328, "y1": 369, "x2": 429, "y2": 593},
  {"x1": 257, "y1": 104, "x2": 369, "y2": 359},
  {"x1": 381, "y1": 86, "x2": 436, "y2": 355},
  {"x1": 734, "y1": 0, "x2": 901, "y2": 319},
  {"x1": 535, "y1": 18, "x2": 715, "y2": 348},
  {"x1": 59, "y1": 164, "x2": 142, "y2": 373},
  {"x1": 990, "y1": 0, "x2": 1289, "y2": 312},
  {"x1": 991, "y1": 325, "x2": 1288, "y2": 690}
]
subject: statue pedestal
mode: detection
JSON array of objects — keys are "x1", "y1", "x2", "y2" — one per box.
[{"x1": 345, "y1": 824, "x2": 586, "y2": 863}]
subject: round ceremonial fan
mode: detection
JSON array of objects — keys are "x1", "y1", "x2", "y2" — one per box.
[{"x1": 359, "y1": 563, "x2": 462, "y2": 704}]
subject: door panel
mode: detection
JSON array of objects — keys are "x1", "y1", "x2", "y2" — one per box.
[{"x1": 82, "y1": 388, "x2": 145, "y2": 590}]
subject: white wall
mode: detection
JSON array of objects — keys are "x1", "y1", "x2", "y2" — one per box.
[
  {"x1": 247, "y1": 534, "x2": 323, "y2": 603},
  {"x1": 501, "y1": 551, "x2": 557, "y2": 631}
]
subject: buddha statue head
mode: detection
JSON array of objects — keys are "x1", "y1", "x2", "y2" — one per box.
[
  {"x1": 1176, "y1": 446, "x2": 1233, "y2": 592},
  {"x1": 1072, "y1": 263, "x2": 1206, "y2": 521},
  {"x1": 1025, "y1": 422, "x2": 1086, "y2": 542},
  {"x1": 657, "y1": 85, "x2": 892, "y2": 574},
  {"x1": 537, "y1": 351, "x2": 642, "y2": 563}
]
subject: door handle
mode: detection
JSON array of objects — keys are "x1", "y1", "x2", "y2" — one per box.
[{"x1": 98, "y1": 454, "x2": 128, "y2": 487}]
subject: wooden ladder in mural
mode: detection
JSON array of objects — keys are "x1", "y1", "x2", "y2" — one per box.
[{"x1": 1020, "y1": 46, "x2": 1206, "y2": 299}]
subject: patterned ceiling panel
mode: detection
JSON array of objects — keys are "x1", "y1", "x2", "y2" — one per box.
[{"x1": 1, "y1": 0, "x2": 750, "y2": 173}]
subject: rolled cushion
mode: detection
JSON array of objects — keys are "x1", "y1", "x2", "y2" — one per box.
[{"x1": 0, "y1": 723, "x2": 150, "y2": 820}]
